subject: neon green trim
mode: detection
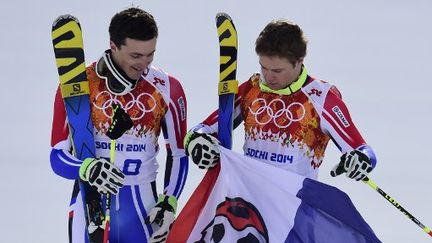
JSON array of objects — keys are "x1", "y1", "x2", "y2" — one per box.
[
  {"x1": 108, "y1": 105, "x2": 119, "y2": 134},
  {"x1": 79, "y1": 158, "x2": 94, "y2": 181},
  {"x1": 158, "y1": 194, "x2": 178, "y2": 213},
  {"x1": 259, "y1": 66, "x2": 308, "y2": 95},
  {"x1": 183, "y1": 131, "x2": 194, "y2": 150},
  {"x1": 109, "y1": 105, "x2": 118, "y2": 162},
  {"x1": 110, "y1": 140, "x2": 116, "y2": 163}
]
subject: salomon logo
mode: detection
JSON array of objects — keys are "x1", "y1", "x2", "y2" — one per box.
[
  {"x1": 73, "y1": 84, "x2": 81, "y2": 92},
  {"x1": 332, "y1": 106, "x2": 350, "y2": 127},
  {"x1": 222, "y1": 82, "x2": 228, "y2": 92}
]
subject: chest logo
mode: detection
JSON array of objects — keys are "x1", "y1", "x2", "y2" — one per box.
[
  {"x1": 94, "y1": 91, "x2": 156, "y2": 120},
  {"x1": 248, "y1": 98, "x2": 306, "y2": 128},
  {"x1": 153, "y1": 77, "x2": 166, "y2": 86},
  {"x1": 307, "y1": 88, "x2": 322, "y2": 97}
]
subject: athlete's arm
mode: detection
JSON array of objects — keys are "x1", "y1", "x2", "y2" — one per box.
[
  {"x1": 50, "y1": 87, "x2": 82, "y2": 179},
  {"x1": 160, "y1": 76, "x2": 188, "y2": 198},
  {"x1": 320, "y1": 85, "x2": 377, "y2": 167}
]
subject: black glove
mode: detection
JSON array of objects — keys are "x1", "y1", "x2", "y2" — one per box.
[
  {"x1": 184, "y1": 132, "x2": 220, "y2": 169},
  {"x1": 79, "y1": 158, "x2": 125, "y2": 194},
  {"x1": 146, "y1": 195, "x2": 177, "y2": 243},
  {"x1": 331, "y1": 150, "x2": 373, "y2": 181}
]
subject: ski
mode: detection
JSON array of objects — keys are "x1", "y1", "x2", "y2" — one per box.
[
  {"x1": 165, "y1": 13, "x2": 239, "y2": 242},
  {"x1": 216, "y1": 12, "x2": 238, "y2": 149},
  {"x1": 52, "y1": 15, "x2": 104, "y2": 243}
]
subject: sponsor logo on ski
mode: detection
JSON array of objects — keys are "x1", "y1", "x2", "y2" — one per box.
[
  {"x1": 73, "y1": 83, "x2": 81, "y2": 92},
  {"x1": 332, "y1": 106, "x2": 350, "y2": 127},
  {"x1": 222, "y1": 82, "x2": 229, "y2": 92}
]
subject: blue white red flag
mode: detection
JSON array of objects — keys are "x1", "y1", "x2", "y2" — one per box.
[{"x1": 168, "y1": 147, "x2": 381, "y2": 243}]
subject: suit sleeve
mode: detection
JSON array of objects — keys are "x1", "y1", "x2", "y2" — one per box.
[
  {"x1": 50, "y1": 86, "x2": 82, "y2": 179},
  {"x1": 161, "y1": 76, "x2": 189, "y2": 198},
  {"x1": 320, "y1": 86, "x2": 377, "y2": 167}
]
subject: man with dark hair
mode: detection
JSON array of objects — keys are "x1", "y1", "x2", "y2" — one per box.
[
  {"x1": 50, "y1": 7, "x2": 188, "y2": 242},
  {"x1": 185, "y1": 19, "x2": 377, "y2": 183}
]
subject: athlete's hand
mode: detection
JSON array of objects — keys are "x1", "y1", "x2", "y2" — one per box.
[
  {"x1": 79, "y1": 158, "x2": 125, "y2": 194},
  {"x1": 146, "y1": 195, "x2": 177, "y2": 243},
  {"x1": 330, "y1": 150, "x2": 373, "y2": 181},
  {"x1": 184, "y1": 132, "x2": 220, "y2": 169}
]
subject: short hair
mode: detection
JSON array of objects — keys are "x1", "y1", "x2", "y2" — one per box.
[
  {"x1": 255, "y1": 19, "x2": 307, "y2": 65},
  {"x1": 109, "y1": 7, "x2": 158, "y2": 47}
]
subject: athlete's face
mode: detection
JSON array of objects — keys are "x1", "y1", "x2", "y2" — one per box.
[
  {"x1": 110, "y1": 37, "x2": 157, "y2": 80},
  {"x1": 259, "y1": 55, "x2": 303, "y2": 90}
]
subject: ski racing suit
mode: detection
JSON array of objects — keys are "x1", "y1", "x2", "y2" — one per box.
[
  {"x1": 193, "y1": 66, "x2": 376, "y2": 179},
  {"x1": 50, "y1": 63, "x2": 188, "y2": 243}
]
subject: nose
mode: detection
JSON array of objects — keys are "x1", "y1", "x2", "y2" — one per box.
[
  {"x1": 139, "y1": 56, "x2": 153, "y2": 69},
  {"x1": 263, "y1": 70, "x2": 273, "y2": 83},
  {"x1": 145, "y1": 55, "x2": 153, "y2": 65},
  {"x1": 261, "y1": 69, "x2": 268, "y2": 79}
]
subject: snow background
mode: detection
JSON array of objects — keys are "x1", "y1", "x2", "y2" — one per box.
[{"x1": 1, "y1": 0, "x2": 431, "y2": 242}]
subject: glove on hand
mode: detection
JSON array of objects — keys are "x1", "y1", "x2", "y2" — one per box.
[
  {"x1": 184, "y1": 132, "x2": 220, "y2": 169},
  {"x1": 330, "y1": 150, "x2": 373, "y2": 181},
  {"x1": 146, "y1": 195, "x2": 177, "y2": 243},
  {"x1": 106, "y1": 104, "x2": 133, "y2": 140},
  {"x1": 79, "y1": 158, "x2": 125, "y2": 194}
]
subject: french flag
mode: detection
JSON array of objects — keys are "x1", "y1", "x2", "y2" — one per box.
[{"x1": 167, "y1": 147, "x2": 381, "y2": 242}]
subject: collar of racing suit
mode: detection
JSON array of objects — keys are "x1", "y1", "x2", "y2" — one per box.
[{"x1": 259, "y1": 65, "x2": 307, "y2": 95}]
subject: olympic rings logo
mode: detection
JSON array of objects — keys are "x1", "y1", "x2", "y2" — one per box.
[
  {"x1": 94, "y1": 91, "x2": 156, "y2": 120},
  {"x1": 248, "y1": 98, "x2": 306, "y2": 128}
]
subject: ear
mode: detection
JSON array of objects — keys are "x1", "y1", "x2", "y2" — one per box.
[
  {"x1": 295, "y1": 58, "x2": 304, "y2": 68},
  {"x1": 110, "y1": 41, "x2": 117, "y2": 52}
]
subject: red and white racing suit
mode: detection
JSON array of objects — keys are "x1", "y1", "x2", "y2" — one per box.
[
  {"x1": 50, "y1": 63, "x2": 188, "y2": 243},
  {"x1": 194, "y1": 68, "x2": 376, "y2": 180}
]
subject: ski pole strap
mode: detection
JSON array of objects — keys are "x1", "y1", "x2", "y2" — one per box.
[
  {"x1": 363, "y1": 177, "x2": 432, "y2": 237},
  {"x1": 218, "y1": 80, "x2": 238, "y2": 95}
]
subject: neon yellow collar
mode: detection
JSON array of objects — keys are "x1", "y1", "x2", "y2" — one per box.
[{"x1": 259, "y1": 66, "x2": 308, "y2": 95}]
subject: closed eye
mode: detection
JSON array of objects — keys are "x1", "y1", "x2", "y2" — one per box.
[
  {"x1": 259, "y1": 62, "x2": 283, "y2": 73},
  {"x1": 130, "y1": 50, "x2": 155, "y2": 59}
]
